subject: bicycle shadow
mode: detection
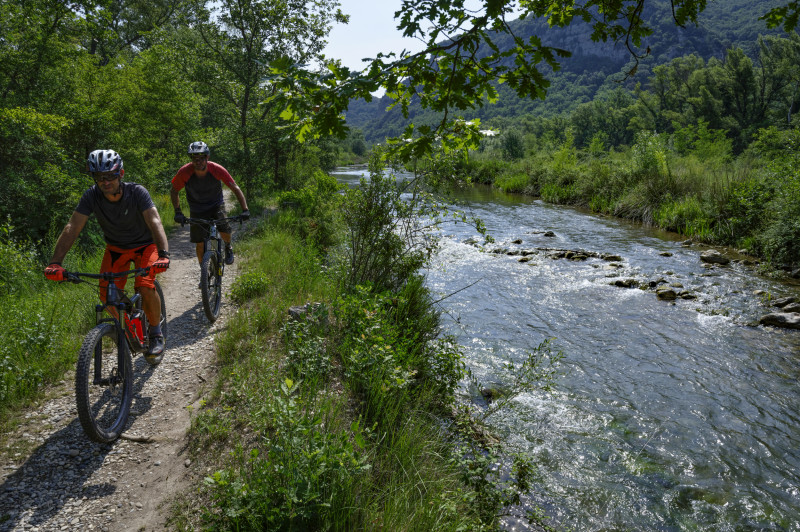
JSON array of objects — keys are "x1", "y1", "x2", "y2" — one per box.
[
  {"x1": 0, "y1": 302, "x2": 217, "y2": 530},
  {"x1": 0, "y1": 417, "x2": 119, "y2": 530}
]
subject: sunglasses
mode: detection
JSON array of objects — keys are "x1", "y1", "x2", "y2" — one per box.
[
  {"x1": 93, "y1": 172, "x2": 120, "y2": 183},
  {"x1": 190, "y1": 154, "x2": 207, "y2": 160}
]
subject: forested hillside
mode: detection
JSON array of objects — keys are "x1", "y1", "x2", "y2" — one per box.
[{"x1": 345, "y1": 0, "x2": 786, "y2": 143}]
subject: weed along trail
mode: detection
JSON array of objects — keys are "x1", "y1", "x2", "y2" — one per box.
[{"x1": 0, "y1": 212, "x2": 242, "y2": 531}]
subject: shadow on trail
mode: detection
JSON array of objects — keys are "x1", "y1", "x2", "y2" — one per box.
[
  {"x1": 0, "y1": 301, "x2": 217, "y2": 531},
  {"x1": 0, "y1": 416, "x2": 117, "y2": 531},
  {"x1": 0, "y1": 350, "x2": 171, "y2": 530}
]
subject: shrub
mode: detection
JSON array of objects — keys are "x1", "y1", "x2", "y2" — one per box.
[
  {"x1": 462, "y1": 157, "x2": 509, "y2": 185},
  {"x1": 494, "y1": 171, "x2": 530, "y2": 193},
  {"x1": 276, "y1": 170, "x2": 342, "y2": 249},
  {"x1": 632, "y1": 130, "x2": 670, "y2": 178},
  {"x1": 339, "y1": 158, "x2": 433, "y2": 293},
  {"x1": 502, "y1": 129, "x2": 526, "y2": 160},
  {"x1": 654, "y1": 197, "x2": 713, "y2": 239},
  {"x1": 0, "y1": 221, "x2": 43, "y2": 297},
  {"x1": 0, "y1": 107, "x2": 85, "y2": 244},
  {"x1": 230, "y1": 271, "x2": 270, "y2": 304},
  {"x1": 203, "y1": 379, "x2": 371, "y2": 530},
  {"x1": 281, "y1": 311, "x2": 331, "y2": 381}
]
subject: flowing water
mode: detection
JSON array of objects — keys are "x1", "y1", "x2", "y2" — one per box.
[{"x1": 331, "y1": 166, "x2": 800, "y2": 531}]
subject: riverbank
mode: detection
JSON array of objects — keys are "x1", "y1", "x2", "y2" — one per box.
[
  {"x1": 168, "y1": 174, "x2": 559, "y2": 530},
  {"x1": 0, "y1": 171, "x2": 559, "y2": 530},
  {"x1": 451, "y1": 127, "x2": 800, "y2": 279}
]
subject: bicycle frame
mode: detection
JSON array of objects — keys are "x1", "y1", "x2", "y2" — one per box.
[
  {"x1": 69, "y1": 269, "x2": 151, "y2": 356},
  {"x1": 100, "y1": 280, "x2": 148, "y2": 353},
  {"x1": 203, "y1": 220, "x2": 225, "y2": 278},
  {"x1": 185, "y1": 215, "x2": 244, "y2": 275}
]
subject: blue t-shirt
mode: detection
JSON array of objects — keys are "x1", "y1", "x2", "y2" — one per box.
[{"x1": 75, "y1": 182, "x2": 156, "y2": 248}]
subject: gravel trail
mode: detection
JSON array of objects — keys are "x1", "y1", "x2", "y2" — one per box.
[{"x1": 0, "y1": 218, "x2": 239, "y2": 531}]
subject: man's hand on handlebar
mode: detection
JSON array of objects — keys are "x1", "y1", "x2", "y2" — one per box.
[
  {"x1": 240, "y1": 209, "x2": 250, "y2": 221},
  {"x1": 152, "y1": 251, "x2": 170, "y2": 274},
  {"x1": 44, "y1": 263, "x2": 66, "y2": 281},
  {"x1": 174, "y1": 211, "x2": 187, "y2": 225}
]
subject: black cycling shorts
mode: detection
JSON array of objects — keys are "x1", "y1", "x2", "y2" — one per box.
[{"x1": 189, "y1": 206, "x2": 231, "y2": 243}]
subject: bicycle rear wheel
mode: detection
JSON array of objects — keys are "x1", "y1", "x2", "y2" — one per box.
[
  {"x1": 144, "y1": 280, "x2": 168, "y2": 366},
  {"x1": 75, "y1": 323, "x2": 133, "y2": 443},
  {"x1": 200, "y1": 250, "x2": 222, "y2": 322}
]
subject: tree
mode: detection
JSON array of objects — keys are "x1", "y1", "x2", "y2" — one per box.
[
  {"x1": 273, "y1": 0, "x2": 800, "y2": 163},
  {"x1": 501, "y1": 129, "x2": 525, "y2": 160},
  {"x1": 80, "y1": 0, "x2": 193, "y2": 66},
  {"x1": 185, "y1": 0, "x2": 345, "y2": 194},
  {"x1": 0, "y1": 0, "x2": 83, "y2": 109}
]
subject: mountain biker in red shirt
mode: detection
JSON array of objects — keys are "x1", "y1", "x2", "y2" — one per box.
[
  {"x1": 44, "y1": 149, "x2": 170, "y2": 359},
  {"x1": 170, "y1": 141, "x2": 249, "y2": 266}
]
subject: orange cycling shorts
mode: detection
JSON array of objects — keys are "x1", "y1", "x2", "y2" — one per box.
[{"x1": 99, "y1": 243, "x2": 158, "y2": 302}]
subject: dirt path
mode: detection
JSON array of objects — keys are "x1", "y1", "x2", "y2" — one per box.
[{"x1": 0, "y1": 216, "x2": 240, "y2": 531}]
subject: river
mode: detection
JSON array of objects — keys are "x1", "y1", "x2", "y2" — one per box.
[{"x1": 330, "y1": 166, "x2": 800, "y2": 531}]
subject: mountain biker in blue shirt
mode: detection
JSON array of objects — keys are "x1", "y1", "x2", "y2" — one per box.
[{"x1": 44, "y1": 149, "x2": 170, "y2": 359}]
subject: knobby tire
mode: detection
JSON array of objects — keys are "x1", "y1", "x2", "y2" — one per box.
[
  {"x1": 75, "y1": 323, "x2": 133, "y2": 443},
  {"x1": 200, "y1": 250, "x2": 222, "y2": 322}
]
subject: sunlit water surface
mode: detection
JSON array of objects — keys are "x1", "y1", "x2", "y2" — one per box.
[{"x1": 330, "y1": 166, "x2": 800, "y2": 531}]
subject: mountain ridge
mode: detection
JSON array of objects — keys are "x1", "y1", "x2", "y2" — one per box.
[{"x1": 344, "y1": 0, "x2": 785, "y2": 143}]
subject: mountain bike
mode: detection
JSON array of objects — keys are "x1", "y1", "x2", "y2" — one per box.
[
  {"x1": 184, "y1": 215, "x2": 245, "y2": 323},
  {"x1": 64, "y1": 268, "x2": 168, "y2": 443}
]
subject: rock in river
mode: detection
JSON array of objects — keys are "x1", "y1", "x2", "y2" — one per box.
[
  {"x1": 700, "y1": 249, "x2": 730, "y2": 265},
  {"x1": 759, "y1": 312, "x2": 800, "y2": 330}
]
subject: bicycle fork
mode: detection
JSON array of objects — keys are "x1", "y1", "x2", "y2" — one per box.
[{"x1": 92, "y1": 301, "x2": 128, "y2": 389}]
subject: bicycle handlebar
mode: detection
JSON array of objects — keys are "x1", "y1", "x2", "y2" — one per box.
[
  {"x1": 64, "y1": 267, "x2": 152, "y2": 283},
  {"x1": 182, "y1": 215, "x2": 245, "y2": 227}
]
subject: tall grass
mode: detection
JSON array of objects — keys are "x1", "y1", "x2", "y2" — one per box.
[
  {"x1": 467, "y1": 127, "x2": 800, "y2": 268},
  {"x1": 0, "y1": 225, "x2": 101, "y2": 431},
  {"x1": 179, "y1": 213, "x2": 487, "y2": 531}
]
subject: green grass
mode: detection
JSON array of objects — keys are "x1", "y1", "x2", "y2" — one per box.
[
  {"x1": 0, "y1": 245, "x2": 101, "y2": 441},
  {"x1": 175, "y1": 211, "x2": 493, "y2": 531}
]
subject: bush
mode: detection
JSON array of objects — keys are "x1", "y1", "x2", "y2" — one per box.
[
  {"x1": 276, "y1": 170, "x2": 342, "y2": 249},
  {"x1": 654, "y1": 197, "x2": 714, "y2": 239},
  {"x1": 461, "y1": 157, "x2": 509, "y2": 185},
  {"x1": 0, "y1": 221, "x2": 43, "y2": 297},
  {"x1": 0, "y1": 107, "x2": 85, "y2": 244},
  {"x1": 203, "y1": 380, "x2": 371, "y2": 530},
  {"x1": 338, "y1": 157, "x2": 433, "y2": 293},
  {"x1": 495, "y1": 171, "x2": 531, "y2": 193},
  {"x1": 230, "y1": 271, "x2": 270, "y2": 304}
]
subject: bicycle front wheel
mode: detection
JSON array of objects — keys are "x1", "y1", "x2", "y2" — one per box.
[
  {"x1": 75, "y1": 323, "x2": 133, "y2": 443},
  {"x1": 200, "y1": 250, "x2": 222, "y2": 322}
]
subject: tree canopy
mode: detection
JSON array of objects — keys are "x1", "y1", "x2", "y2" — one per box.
[{"x1": 272, "y1": 0, "x2": 800, "y2": 160}]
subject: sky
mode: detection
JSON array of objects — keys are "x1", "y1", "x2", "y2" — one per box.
[{"x1": 322, "y1": 0, "x2": 426, "y2": 71}]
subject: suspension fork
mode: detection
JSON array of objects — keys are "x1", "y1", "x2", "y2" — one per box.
[{"x1": 93, "y1": 283, "x2": 128, "y2": 386}]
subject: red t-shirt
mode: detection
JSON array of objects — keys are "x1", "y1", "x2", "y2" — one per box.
[{"x1": 171, "y1": 161, "x2": 237, "y2": 212}]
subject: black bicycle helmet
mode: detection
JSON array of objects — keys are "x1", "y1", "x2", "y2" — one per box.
[
  {"x1": 188, "y1": 141, "x2": 210, "y2": 156},
  {"x1": 87, "y1": 149, "x2": 123, "y2": 173}
]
